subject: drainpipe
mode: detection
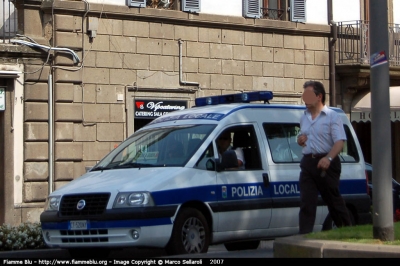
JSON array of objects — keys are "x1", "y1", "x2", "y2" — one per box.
[
  {"x1": 178, "y1": 39, "x2": 199, "y2": 87},
  {"x1": 48, "y1": 73, "x2": 54, "y2": 194},
  {"x1": 329, "y1": 22, "x2": 337, "y2": 107},
  {"x1": 328, "y1": 0, "x2": 337, "y2": 107}
]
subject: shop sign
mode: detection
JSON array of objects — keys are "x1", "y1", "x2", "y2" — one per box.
[
  {"x1": 134, "y1": 99, "x2": 187, "y2": 119},
  {"x1": 351, "y1": 110, "x2": 400, "y2": 122}
]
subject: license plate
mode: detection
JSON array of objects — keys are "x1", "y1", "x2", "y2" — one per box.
[{"x1": 69, "y1": 220, "x2": 88, "y2": 230}]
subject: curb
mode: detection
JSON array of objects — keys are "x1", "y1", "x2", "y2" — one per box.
[{"x1": 273, "y1": 235, "x2": 400, "y2": 258}]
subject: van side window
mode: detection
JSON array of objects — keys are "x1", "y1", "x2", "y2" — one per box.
[
  {"x1": 195, "y1": 143, "x2": 215, "y2": 171},
  {"x1": 195, "y1": 125, "x2": 262, "y2": 170},
  {"x1": 339, "y1": 125, "x2": 360, "y2": 162},
  {"x1": 263, "y1": 123, "x2": 302, "y2": 163},
  {"x1": 230, "y1": 125, "x2": 262, "y2": 170},
  {"x1": 263, "y1": 123, "x2": 360, "y2": 163}
]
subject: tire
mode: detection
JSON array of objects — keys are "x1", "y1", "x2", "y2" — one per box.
[
  {"x1": 322, "y1": 208, "x2": 355, "y2": 231},
  {"x1": 224, "y1": 240, "x2": 260, "y2": 251},
  {"x1": 166, "y1": 208, "x2": 210, "y2": 255},
  {"x1": 68, "y1": 248, "x2": 110, "y2": 259}
]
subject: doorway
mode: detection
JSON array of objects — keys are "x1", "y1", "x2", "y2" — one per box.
[
  {"x1": 134, "y1": 118, "x2": 152, "y2": 132},
  {"x1": 352, "y1": 121, "x2": 400, "y2": 182},
  {"x1": 0, "y1": 79, "x2": 6, "y2": 223},
  {"x1": 125, "y1": 88, "x2": 197, "y2": 136}
]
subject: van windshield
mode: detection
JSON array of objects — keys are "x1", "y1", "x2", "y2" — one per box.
[{"x1": 91, "y1": 124, "x2": 216, "y2": 170}]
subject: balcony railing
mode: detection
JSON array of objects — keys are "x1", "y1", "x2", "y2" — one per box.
[
  {"x1": 1, "y1": 0, "x2": 17, "y2": 42},
  {"x1": 261, "y1": 7, "x2": 284, "y2": 20},
  {"x1": 337, "y1": 20, "x2": 400, "y2": 67}
]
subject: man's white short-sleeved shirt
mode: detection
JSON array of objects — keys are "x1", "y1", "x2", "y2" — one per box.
[{"x1": 300, "y1": 105, "x2": 347, "y2": 155}]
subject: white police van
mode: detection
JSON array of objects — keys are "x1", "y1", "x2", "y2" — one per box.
[{"x1": 40, "y1": 91, "x2": 371, "y2": 257}]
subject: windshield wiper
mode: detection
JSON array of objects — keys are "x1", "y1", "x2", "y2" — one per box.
[
  {"x1": 90, "y1": 166, "x2": 112, "y2": 172},
  {"x1": 113, "y1": 162, "x2": 154, "y2": 169}
]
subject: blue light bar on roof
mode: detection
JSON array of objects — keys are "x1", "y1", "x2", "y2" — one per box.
[{"x1": 195, "y1": 91, "x2": 273, "y2": 107}]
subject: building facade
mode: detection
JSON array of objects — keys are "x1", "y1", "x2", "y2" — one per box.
[{"x1": 0, "y1": 0, "x2": 399, "y2": 225}]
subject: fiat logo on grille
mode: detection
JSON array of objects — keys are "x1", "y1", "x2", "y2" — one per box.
[{"x1": 77, "y1": 199, "x2": 86, "y2": 210}]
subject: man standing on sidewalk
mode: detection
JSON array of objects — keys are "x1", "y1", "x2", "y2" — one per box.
[{"x1": 297, "y1": 80, "x2": 352, "y2": 234}]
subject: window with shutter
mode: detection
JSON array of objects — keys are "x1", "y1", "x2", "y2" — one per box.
[
  {"x1": 127, "y1": 0, "x2": 146, "y2": 8},
  {"x1": 243, "y1": 0, "x2": 262, "y2": 18},
  {"x1": 261, "y1": 0, "x2": 285, "y2": 20},
  {"x1": 182, "y1": 0, "x2": 201, "y2": 13},
  {"x1": 290, "y1": 0, "x2": 306, "y2": 22}
]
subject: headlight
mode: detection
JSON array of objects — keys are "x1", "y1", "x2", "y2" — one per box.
[
  {"x1": 45, "y1": 196, "x2": 61, "y2": 211},
  {"x1": 113, "y1": 192, "x2": 154, "y2": 208}
]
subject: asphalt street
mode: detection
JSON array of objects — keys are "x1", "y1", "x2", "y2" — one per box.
[{"x1": 0, "y1": 241, "x2": 274, "y2": 259}]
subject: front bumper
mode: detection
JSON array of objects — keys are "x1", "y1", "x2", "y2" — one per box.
[
  {"x1": 42, "y1": 224, "x2": 173, "y2": 248},
  {"x1": 40, "y1": 205, "x2": 177, "y2": 248}
]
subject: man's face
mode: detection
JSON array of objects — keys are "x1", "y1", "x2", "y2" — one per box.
[
  {"x1": 302, "y1": 86, "x2": 320, "y2": 108},
  {"x1": 217, "y1": 134, "x2": 231, "y2": 151}
]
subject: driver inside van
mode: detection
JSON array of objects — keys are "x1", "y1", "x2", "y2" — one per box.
[
  {"x1": 217, "y1": 132, "x2": 245, "y2": 170},
  {"x1": 166, "y1": 139, "x2": 184, "y2": 160}
]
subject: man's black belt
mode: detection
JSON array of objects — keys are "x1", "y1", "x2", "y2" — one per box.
[{"x1": 303, "y1": 153, "x2": 328, "y2": 159}]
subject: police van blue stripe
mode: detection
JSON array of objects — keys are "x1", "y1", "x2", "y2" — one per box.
[{"x1": 151, "y1": 180, "x2": 367, "y2": 205}]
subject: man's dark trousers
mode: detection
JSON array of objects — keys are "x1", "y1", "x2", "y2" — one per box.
[{"x1": 299, "y1": 155, "x2": 352, "y2": 234}]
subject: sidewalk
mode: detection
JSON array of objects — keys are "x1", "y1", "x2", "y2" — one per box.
[{"x1": 273, "y1": 235, "x2": 400, "y2": 258}]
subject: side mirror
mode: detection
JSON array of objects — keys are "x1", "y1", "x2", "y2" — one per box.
[
  {"x1": 216, "y1": 150, "x2": 238, "y2": 172},
  {"x1": 206, "y1": 159, "x2": 215, "y2": 171}
]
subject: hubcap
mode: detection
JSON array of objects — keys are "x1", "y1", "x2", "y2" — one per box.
[{"x1": 181, "y1": 217, "x2": 205, "y2": 253}]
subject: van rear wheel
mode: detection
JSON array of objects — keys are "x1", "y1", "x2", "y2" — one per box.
[
  {"x1": 224, "y1": 240, "x2": 260, "y2": 251},
  {"x1": 166, "y1": 207, "x2": 210, "y2": 255}
]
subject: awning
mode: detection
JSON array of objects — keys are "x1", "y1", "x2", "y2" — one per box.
[{"x1": 351, "y1": 86, "x2": 400, "y2": 122}]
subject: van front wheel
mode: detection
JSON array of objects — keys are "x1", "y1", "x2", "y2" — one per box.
[{"x1": 166, "y1": 208, "x2": 210, "y2": 255}]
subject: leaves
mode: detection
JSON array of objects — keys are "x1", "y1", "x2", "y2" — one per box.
[{"x1": 0, "y1": 222, "x2": 46, "y2": 251}]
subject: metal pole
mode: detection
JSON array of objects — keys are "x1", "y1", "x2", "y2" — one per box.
[
  {"x1": 329, "y1": 22, "x2": 337, "y2": 107},
  {"x1": 3, "y1": 0, "x2": 5, "y2": 43},
  {"x1": 369, "y1": 0, "x2": 394, "y2": 241},
  {"x1": 178, "y1": 39, "x2": 199, "y2": 87},
  {"x1": 48, "y1": 74, "x2": 54, "y2": 194}
]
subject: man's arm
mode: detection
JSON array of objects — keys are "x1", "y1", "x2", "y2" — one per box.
[
  {"x1": 234, "y1": 148, "x2": 245, "y2": 168},
  {"x1": 317, "y1": 140, "x2": 344, "y2": 170},
  {"x1": 328, "y1": 140, "x2": 344, "y2": 160},
  {"x1": 297, "y1": 134, "x2": 307, "y2": 147}
]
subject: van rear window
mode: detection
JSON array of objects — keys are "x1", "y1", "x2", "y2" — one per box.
[
  {"x1": 263, "y1": 123, "x2": 302, "y2": 163},
  {"x1": 263, "y1": 123, "x2": 359, "y2": 163}
]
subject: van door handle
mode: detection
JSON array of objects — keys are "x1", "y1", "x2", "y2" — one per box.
[{"x1": 262, "y1": 173, "x2": 270, "y2": 188}]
